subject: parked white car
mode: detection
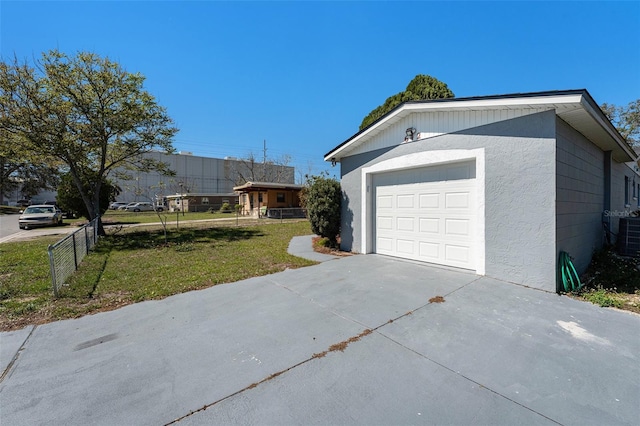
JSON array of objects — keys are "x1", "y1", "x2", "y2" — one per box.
[
  {"x1": 124, "y1": 202, "x2": 162, "y2": 212},
  {"x1": 109, "y1": 201, "x2": 128, "y2": 210},
  {"x1": 19, "y1": 205, "x2": 63, "y2": 229},
  {"x1": 118, "y1": 202, "x2": 137, "y2": 211}
]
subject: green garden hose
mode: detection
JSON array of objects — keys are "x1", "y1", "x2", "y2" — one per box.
[{"x1": 559, "y1": 251, "x2": 582, "y2": 293}]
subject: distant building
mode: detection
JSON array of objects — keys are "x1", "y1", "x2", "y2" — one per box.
[
  {"x1": 109, "y1": 151, "x2": 295, "y2": 203},
  {"x1": 164, "y1": 193, "x2": 238, "y2": 213},
  {"x1": 3, "y1": 152, "x2": 296, "y2": 207}
]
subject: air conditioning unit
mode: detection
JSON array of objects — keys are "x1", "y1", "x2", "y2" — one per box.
[{"x1": 617, "y1": 217, "x2": 640, "y2": 257}]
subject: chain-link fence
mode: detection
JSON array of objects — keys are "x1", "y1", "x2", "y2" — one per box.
[
  {"x1": 48, "y1": 217, "x2": 100, "y2": 296},
  {"x1": 265, "y1": 208, "x2": 307, "y2": 220}
]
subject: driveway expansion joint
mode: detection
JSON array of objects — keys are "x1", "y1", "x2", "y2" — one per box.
[
  {"x1": 375, "y1": 329, "x2": 564, "y2": 426},
  {"x1": 0, "y1": 325, "x2": 37, "y2": 384},
  {"x1": 164, "y1": 327, "x2": 376, "y2": 425},
  {"x1": 165, "y1": 289, "x2": 478, "y2": 425}
]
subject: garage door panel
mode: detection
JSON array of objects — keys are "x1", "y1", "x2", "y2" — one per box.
[
  {"x1": 445, "y1": 244, "x2": 470, "y2": 264},
  {"x1": 377, "y1": 216, "x2": 393, "y2": 230},
  {"x1": 374, "y1": 163, "x2": 476, "y2": 270},
  {"x1": 378, "y1": 195, "x2": 393, "y2": 208},
  {"x1": 419, "y1": 241, "x2": 439, "y2": 259},
  {"x1": 445, "y1": 218, "x2": 470, "y2": 236},
  {"x1": 377, "y1": 237, "x2": 393, "y2": 251},
  {"x1": 396, "y1": 239, "x2": 415, "y2": 254},
  {"x1": 419, "y1": 193, "x2": 440, "y2": 208},
  {"x1": 397, "y1": 217, "x2": 414, "y2": 231},
  {"x1": 445, "y1": 192, "x2": 471, "y2": 209},
  {"x1": 419, "y1": 218, "x2": 439, "y2": 233},
  {"x1": 396, "y1": 194, "x2": 414, "y2": 208}
]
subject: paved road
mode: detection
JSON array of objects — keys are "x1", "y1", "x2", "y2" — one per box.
[
  {"x1": 0, "y1": 216, "x2": 260, "y2": 244},
  {"x1": 0, "y1": 214, "x2": 19, "y2": 239},
  {"x1": 0, "y1": 219, "x2": 77, "y2": 244},
  {"x1": 1, "y1": 254, "x2": 638, "y2": 425}
]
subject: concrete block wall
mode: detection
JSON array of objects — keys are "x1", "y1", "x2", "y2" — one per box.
[{"x1": 555, "y1": 117, "x2": 605, "y2": 275}]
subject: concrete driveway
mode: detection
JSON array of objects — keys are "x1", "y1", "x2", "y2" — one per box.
[{"x1": 1, "y1": 254, "x2": 639, "y2": 425}]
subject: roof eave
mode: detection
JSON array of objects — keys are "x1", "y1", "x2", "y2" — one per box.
[
  {"x1": 232, "y1": 181, "x2": 303, "y2": 192},
  {"x1": 577, "y1": 94, "x2": 637, "y2": 162},
  {"x1": 325, "y1": 89, "x2": 638, "y2": 163}
]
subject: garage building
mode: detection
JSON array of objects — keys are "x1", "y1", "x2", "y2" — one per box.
[{"x1": 324, "y1": 90, "x2": 639, "y2": 292}]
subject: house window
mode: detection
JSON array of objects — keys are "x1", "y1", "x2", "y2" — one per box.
[
  {"x1": 277, "y1": 192, "x2": 285, "y2": 203},
  {"x1": 258, "y1": 193, "x2": 263, "y2": 203},
  {"x1": 202, "y1": 197, "x2": 209, "y2": 205}
]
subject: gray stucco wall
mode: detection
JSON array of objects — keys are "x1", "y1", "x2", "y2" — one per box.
[
  {"x1": 340, "y1": 110, "x2": 558, "y2": 290},
  {"x1": 555, "y1": 117, "x2": 605, "y2": 277}
]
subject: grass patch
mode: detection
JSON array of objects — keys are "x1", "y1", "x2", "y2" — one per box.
[
  {"x1": 0, "y1": 220, "x2": 316, "y2": 330},
  {"x1": 101, "y1": 210, "x2": 237, "y2": 225},
  {"x1": 581, "y1": 289, "x2": 623, "y2": 309},
  {"x1": 575, "y1": 247, "x2": 640, "y2": 313},
  {"x1": 0, "y1": 205, "x2": 22, "y2": 215}
]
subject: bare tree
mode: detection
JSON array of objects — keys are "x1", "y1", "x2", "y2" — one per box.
[{"x1": 225, "y1": 152, "x2": 294, "y2": 186}]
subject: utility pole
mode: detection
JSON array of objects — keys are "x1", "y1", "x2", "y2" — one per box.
[{"x1": 262, "y1": 139, "x2": 267, "y2": 181}]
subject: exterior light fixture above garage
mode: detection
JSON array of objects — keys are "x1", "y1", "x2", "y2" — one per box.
[{"x1": 404, "y1": 127, "x2": 416, "y2": 143}]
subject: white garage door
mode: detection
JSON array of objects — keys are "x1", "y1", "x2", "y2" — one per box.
[{"x1": 373, "y1": 162, "x2": 476, "y2": 270}]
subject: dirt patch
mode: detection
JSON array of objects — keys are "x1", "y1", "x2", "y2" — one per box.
[
  {"x1": 311, "y1": 236, "x2": 354, "y2": 257},
  {"x1": 313, "y1": 329, "x2": 373, "y2": 359},
  {"x1": 0, "y1": 295, "x2": 134, "y2": 331},
  {"x1": 429, "y1": 296, "x2": 445, "y2": 303}
]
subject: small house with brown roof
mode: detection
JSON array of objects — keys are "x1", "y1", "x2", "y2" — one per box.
[{"x1": 233, "y1": 181, "x2": 305, "y2": 218}]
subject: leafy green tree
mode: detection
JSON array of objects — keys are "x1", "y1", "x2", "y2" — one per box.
[
  {"x1": 0, "y1": 130, "x2": 60, "y2": 204},
  {"x1": 57, "y1": 171, "x2": 120, "y2": 219},
  {"x1": 0, "y1": 50, "x2": 177, "y2": 233},
  {"x1": 601, "y1": 100, "x2": 639, "y2": 148},
  {"x1": 359, "y1": 74, "x2": 454, "y2": 130},
  {"x1": 305, "y1": 174, "x2": 341, "y2": 247}
]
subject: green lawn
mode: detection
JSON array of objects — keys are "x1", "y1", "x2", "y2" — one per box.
[
  {"x1": 0, "y1": 220, "x2": 316, "y2": 330},
  {"x1": 101, "y1": 209, "x2": 238, "y2": 224}
]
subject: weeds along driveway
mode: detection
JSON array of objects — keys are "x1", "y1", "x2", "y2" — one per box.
[{"x1": 1, "y1": 255, "x2": 639, "y2": 425}]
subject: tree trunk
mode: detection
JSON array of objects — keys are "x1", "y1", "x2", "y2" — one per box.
[
  {"x1": 96, "y1": 216, "x2": 106, "y2": 236},
  {"x1": 91, "y1": 188, "x2": 106, "y2": 237}
]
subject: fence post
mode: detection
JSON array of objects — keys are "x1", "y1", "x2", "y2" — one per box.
[
  {"x1": 48, "y1": 245, "x2": 59, "y2": 297},
  {"x1": 72, "y1": 234, "x2": 78, "y2": 269},
  {"x1": 94, "y1": 217, "x2": 98, "y2": 247},
  {"x1": 85, "y1": 226, "x2": 89, "y2": 255}
]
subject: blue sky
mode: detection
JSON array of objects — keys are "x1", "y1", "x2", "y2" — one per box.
[{"x1": 2, "y1": 1, "x2": 639, "y2": 180}]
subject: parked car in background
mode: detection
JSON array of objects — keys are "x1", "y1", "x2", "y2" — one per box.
[
  {"x1": 124, "y1": 202, "x2": 162, "y2": 212},
  {"x1": 118, "y1": 202, "x2": 137, "y2": 211},
  {"x1": 18, "y1": 205, "x2": 63, "y2": 229},
  {"x1": 41, "y1": 200, "x2": 75, "y2": 218},
  {"x1": 15, "y1": 199, "x2": 31, "y2": 208},
  {"x1": 109, "y1": 201, "x2": 128, "y2": 210}
]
